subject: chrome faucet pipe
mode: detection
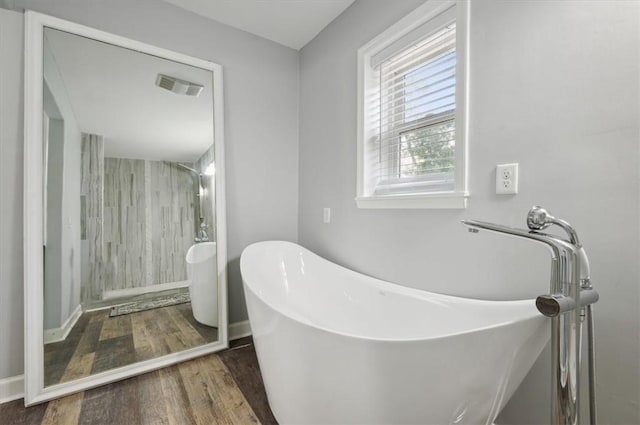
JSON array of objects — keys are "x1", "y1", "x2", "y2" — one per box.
[
  {"x1": 527, "y1": 206, "x2": 581, "y2": 247},
  {"x1": 462, "y1": 219, "x2": 575, "y2": 254},
  {"x1": 195, "y1": 222, "x2": 209, "y2": 243},
  {"x1": 175, "y1": 162, "x2": 199, "y2": 175},
  {"x1": 462, "y1": 215, "x2": 582, "y2": 425},
  {"x1": 586, "y1": 304, "x2": 598, "y2": 425},
  {"x1": 164, "y1": 161, "x2": 206, "y2": 223},
  {"x1": 460, "y1": 220, "x2": 578, "y2": 297},
  {"x1": 527, "y1": 206, "x2": 598, "y2": 424},
  {"x1": 528, "y1": 206, "x2": 593, "y2": 290}
]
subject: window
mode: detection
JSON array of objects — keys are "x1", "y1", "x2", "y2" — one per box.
[{"x1": 356, "y1": 1, "x2": 469, "y2": 209}]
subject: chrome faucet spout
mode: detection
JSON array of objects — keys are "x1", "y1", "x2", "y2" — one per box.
[
  {"x1": 461, "y1": 207, "x2": 598, "y2": 425},
  {"x1": 460, "y1": 219, "x2": 576, "y2": 261}
]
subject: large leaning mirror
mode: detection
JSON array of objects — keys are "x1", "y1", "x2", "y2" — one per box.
[{"x1": 24, "y1": 11, "x2": 227, "y2": 405}]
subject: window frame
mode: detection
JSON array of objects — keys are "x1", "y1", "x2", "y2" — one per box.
[
  {"x1": 356, "y1": 0, "x2": 470, "y2": 209},
  {"x1": 376, "y1": 112, "x2": 456, "y2": 195}
]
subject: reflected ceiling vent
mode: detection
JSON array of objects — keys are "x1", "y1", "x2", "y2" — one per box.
[{"x1": 155, "y1": 74, "x2": 204, "y2": 97}]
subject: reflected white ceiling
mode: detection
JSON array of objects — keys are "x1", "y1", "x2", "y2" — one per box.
[
  {"x1": 45, "y1": 28, "x2": 214, "y2": 162},
  {"x1": 163, "y1": 0, "x2": 356, "y2": 50}
]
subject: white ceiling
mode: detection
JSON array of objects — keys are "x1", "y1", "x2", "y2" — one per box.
[
  {"x1": 163, "y1": 0, "x2": 356, "y2": 50},
  {"x1": 44, "y1": 28, "x2": 214, "y2": 162}
]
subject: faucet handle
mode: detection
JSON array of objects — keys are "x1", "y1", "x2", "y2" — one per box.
[
  {"x1": 536, "y1": 288, "x2": 599, "y2": 317},
  {"x1": 527, "y1": 205, "x2": 581, "y2": 246},
  {"x1": 527, "y1": 206, "x2": 552, "y2": 231}
]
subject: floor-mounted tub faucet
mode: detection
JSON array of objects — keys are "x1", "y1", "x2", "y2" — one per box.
[
  {"x1": 195, "y1": 222, "x2": 209, "y2": 243},
  {"x1": 525, "y1": 206, "x2": 598, "y2": 425},
  {"x1": 462, "y1": 206, "x2": 599, "y2": 425}
]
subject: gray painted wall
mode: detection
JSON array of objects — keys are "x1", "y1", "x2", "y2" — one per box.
[
  {"x1": 298, "y1": 0, "x2": 639, "y2": 423},
  {"x1": 52, "y1": 53, "x2": 82, "y2": 337},
  {"x1": 42, "y1": 36, "x2": 83, "y2": 331},
  {"x1": 0, "y1": 7, "x2": 24, "y2": 381},
  {"x1": 0, "y1": 1, "x2": 299, "y2": 379},
  {"x1": 43, "y1": 117, "x2": 64, "y2": 330},
  {"x1": 42, "y1": 86, "x2": 63, "y2": 330}
]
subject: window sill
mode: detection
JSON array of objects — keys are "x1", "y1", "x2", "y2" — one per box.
[{"x1": 355, "y1": 191, "x2": 468, "y2": 209}]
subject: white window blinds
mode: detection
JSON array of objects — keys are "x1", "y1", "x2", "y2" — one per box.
[{"x1": 368, "y1": 7, "x2": 457, "y2": 195}]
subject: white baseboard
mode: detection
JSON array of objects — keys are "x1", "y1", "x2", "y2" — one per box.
[
  {"x1": 0, "y1": 375, "x2": 23, "y2": 404},
  {"x1": 44, "y1": 304, "x2": 83, "y2": 345},
  {"x1": 1, "y1": 320, "x2": 252, "y2": 405},
  {"x1": 229, "y1": 320, "x2": 252, "y2": 340},
  {"x1": 102, "y1": 280, "x2": 188, "y2": 300}
]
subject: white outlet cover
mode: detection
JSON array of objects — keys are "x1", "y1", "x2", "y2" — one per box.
[{"x1": 496, "y1": 163, "x2": 519, "y2": 195}]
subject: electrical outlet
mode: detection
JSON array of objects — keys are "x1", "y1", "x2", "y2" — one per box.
[{"x1": 496, "y1": 163, "x2": 519, "y2": 195}]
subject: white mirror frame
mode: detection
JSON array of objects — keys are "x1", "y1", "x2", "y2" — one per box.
[{"x1": 23, "y1": 10, "x2": 228, "y2": 405}]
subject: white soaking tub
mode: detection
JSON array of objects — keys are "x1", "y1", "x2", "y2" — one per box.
[
  {"x1": 186, "y1": 241, "x2": 218, "y2": 327},
  {"x1": 240, "y1": 241, "x2": 548, "y2": 425}
]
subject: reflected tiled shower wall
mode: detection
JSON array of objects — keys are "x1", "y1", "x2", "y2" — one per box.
[
  {"x1": 148, "y1": 161, "x2": 196, "y2": 285},
  {"x1": 80, "y1": 133, "x2": 197, "y2": 304},
  {"x1": 102, "y1": 157, "x2": 147, "y2": 292},
  {"x1": 195, "y1": 145, "x2": 215, "y2": 240},
  {"x1": 80, "y1": 133, "x2": 104, "y2": 304}
]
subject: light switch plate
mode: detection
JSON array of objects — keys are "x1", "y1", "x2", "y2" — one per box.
[{"x1": 323, "y1": 208, "x2": 331, "y2": 223}]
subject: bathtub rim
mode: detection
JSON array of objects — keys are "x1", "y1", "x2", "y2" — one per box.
[
  {"x1": 241, "y1": 240, "x2": 546, "y2": 344},
  {"x1": 186, "y1": 241, "x2": 217, "y2": 264}
]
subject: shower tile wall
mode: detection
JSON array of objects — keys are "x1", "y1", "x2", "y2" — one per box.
[
  {"x1": 195, "y1": 145, "x2": 215, "y2": 239},
  {"x1": 103, "y1": 158, "x2": 147, "y2": 291},
  {"x1": 80, "y1": 143, "x2": 197, "y2": 303},
  {"x1": 80, "y1": 134, "x2": 104, "y2": 303},
  {"x1": 149, "y1": 161, "x2": 196, "y2": 285}
]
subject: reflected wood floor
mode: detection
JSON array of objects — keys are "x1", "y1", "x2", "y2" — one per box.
[
  {"x1": 1, "y1": 337, "x2": 278, "y2": 425},
  {"x1": 45, "y1": 303, "x2": 218, "y2": 386}
]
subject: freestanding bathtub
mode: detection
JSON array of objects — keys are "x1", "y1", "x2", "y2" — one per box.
[
  {"x1": 241, "y1": 241, "x2": 549, "y2": 425},
  {"x1": 186, "y1": 242, "x2": 218, "y2": 327}
]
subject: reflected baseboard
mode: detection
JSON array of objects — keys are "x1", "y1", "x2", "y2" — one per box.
[
  {"x1": 0, "y1": 375, "x2": 23, "y2": 404},
  {"x1": 43, "y1": 304, "x2": 83, "y2": 344},
  {"x1": 84, "y1": 285, "x2": 190, "y2": 312},
  {"x1": 102, "y1": 280, "x2": 189, "y2": 300}
]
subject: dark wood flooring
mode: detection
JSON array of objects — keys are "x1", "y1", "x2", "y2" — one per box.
[
  {"x1": 1, "y1": 337, "x2": 278, "y2": 425},
  {"x1": 45, "y1": 303, "x2": 218, "y2": 386}
]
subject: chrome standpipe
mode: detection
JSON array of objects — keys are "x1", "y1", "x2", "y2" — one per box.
[
  {"x1": 194, "y1": 221, "x2": 209, "y2": 243},
  {"x1": 462, "y1": 206, "x2": 599, "y2": 425}
]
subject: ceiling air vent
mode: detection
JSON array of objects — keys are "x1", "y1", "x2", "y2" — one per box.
[{"x1": 155, "y1": 74, "x2": 204, "y2": 97}]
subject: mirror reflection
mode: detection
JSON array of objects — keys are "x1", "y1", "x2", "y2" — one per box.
[{"x1": 42, "y1": 27, "x2": 219, "y2": 387}]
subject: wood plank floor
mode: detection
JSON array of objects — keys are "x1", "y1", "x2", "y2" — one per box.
[
  {"x1": 45, "y1": 303, "x2": 218, "y2": 386},
  {"x1": 1, "y1": 337, "x2": 279, "y2": 425}
]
